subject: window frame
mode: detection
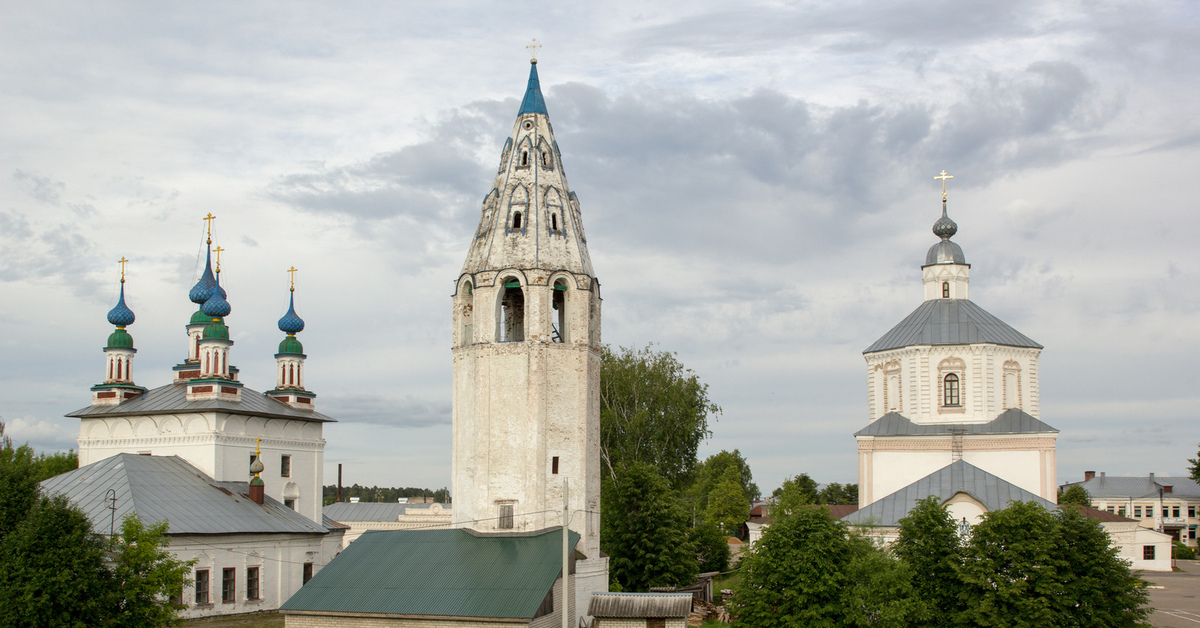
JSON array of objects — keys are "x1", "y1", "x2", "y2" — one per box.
[
  {"x1": 247, "y1": 566, "x2": 260, "y2": 600},
  {"x1": 303, "y1": 562, "x2": 314, "y2": 585},
  {"x1": 1144, "y1": 545, "x2": 1156, "y2": 560},
  {"x1": 280, "y1": 454, "x2": 291, "y2": 478},
  {"x1": 498, "y1": 503, "x2": 515, "y2": 530},
  {"x1": 943, "y1": 373, "x2": 961, "y2": 407},
  {"x1": 222, "y1": 567, "x2": 236, "y2": 604},
  {"x1": 194, "y1": 569, "x2": 210, "y2": 605}
]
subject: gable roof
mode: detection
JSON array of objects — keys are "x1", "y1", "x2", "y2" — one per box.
[
  {"x1": 841, "y1": 460, "x2": 1056, "y2": 528},
  {"x1": 865, "y1": 299, "x2": 1042, "y2": 354},
  {"x1": 40, "y1": 453, "x2": 328, "y2": 535},
  {"x1": 1065, "y1": 505, "x2": 1138, "y2": 523},
  {"x1": 281, "y1": 527, "x2": 579, "y2": 619},
  {"x1": 1068, "y1": 475, "x2": 1200, "y2": 500},
  {"x1": 67, "y1": 381, "x2": 335, "y2": 422},
  {"x1": 323, "y1": 501, "x2": 449, "y2": 522},
  {"x1": 588, "y1": 593, "x2": 692, "y2": 619},
  {"x1": 854, "y1": 409, "x2": 1058, "y2": 437}
]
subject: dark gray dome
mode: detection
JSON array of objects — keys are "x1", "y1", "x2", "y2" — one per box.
[{"x1": 925, "y1": 239, "x2": 966, "y2": 265}]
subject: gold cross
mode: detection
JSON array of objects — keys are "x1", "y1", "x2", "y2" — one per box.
[
  {"x1": 203, "y1": 213, "x2": 216, "y2": 244},
  {"x1": 214, "y1": 246, "x2": 224, "y2": 273},
  {"x1": 287, "y1": 266, "x2": 298, "y2": 291},
  {"x1": 527, "y1": 39, "x2": 541, "y2": 62},
  {"x1": 935, "y1": 170, "x2": 954, "y2": 201},
  {"x1": 118, "y1": 257, "x2": 128, "y2": 283}
]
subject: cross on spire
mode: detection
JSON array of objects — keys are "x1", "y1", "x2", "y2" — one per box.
[
  {"x1": 288, "y1": 266, "x2": 298, "y2": 292},
  {"x1": 526, "y1": 39, "x2": 541, "y2": 63},
  {"x1": 118, "y1": 257, "x2": 128, "y2": 283},
  {"x1": 203, "y1": 213, "x2": 216, "y2": 244},
  {"x1": 214, "y1": 246, "x2": 224, "y2": 273},
  {"x1": 935, "y1": 170, "x2": 954, "y2": 202}
]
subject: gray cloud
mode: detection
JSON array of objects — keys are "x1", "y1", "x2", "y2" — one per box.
[
  {"x1": 321, "y1": 393, "x2": 450, "y2": 428},
  {"x1": 13, "y1": 169, "x2": 66, "y2": 205}
]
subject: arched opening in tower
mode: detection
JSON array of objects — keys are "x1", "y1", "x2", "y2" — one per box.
[
  {"x1": 552, "y1": 279, "x2": 567, "y2": 343},
  {"x1": 498, "y1": 279, "x2": 525, "y2": 342}
]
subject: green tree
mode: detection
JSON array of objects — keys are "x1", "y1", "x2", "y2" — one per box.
[
  {"x1": 1189, "y1": 445, "x2": 1200, "y2": 483},
  {"x1": 110, "y1": 515, "x2": 196, "y2": 628},
  {"x1": 689, "y1": 522, "x2": 731, "y2": 573},
  {"x1": 1052, "y1": 506, "x2": 1152, "y2": 627},
  {"x1": 600, "y1": 344, "x2": 719, "y2": 490},
  {"x1": 818, "y1": 482, "x2": 859, "y2": 506},
  {"x1": 772, "y1": 474, "x2": 819, "y2": 517},
  {"x1": 704, "y1": 467, "x2": 750, "y2": 535},
  {"x1": 1058, "y1": 483, "x2": 1091, "y2": 507},
  {"x1": 0, "y1": 423, "x2": 39, "y2": 542},
  {"x1": 730, "y1": 506, "x2": 850, "y2": 627},
  {"x1": 893, "y1": 496, "x2": 966, "y2": 627},
  {"x1": 0, "y1": 494, "x2": 117, "y2": 627},
  {"x1": 601, "y1": 462, "x2": 698, "y2": 591},
  {"x1": 693, "y1": 450, "x2": 760, "y2": 503},
  {"x1": 843, "y1": 535, "x2": 931, "y2": 628}
]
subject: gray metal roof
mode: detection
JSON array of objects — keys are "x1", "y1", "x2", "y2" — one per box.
[
  {"x1": 40, "y1": 453, "x2": 328, "y2": 535},
  {"x1": 323, "y1": 501, "x2": 449, "y2": 522},
  {"x1": 1068, "y1": 476, "x2": 1200, "y2": 500},
  {"x1": 925, "y1": 239, "x2": 966, "y2": 265},
  {"x1": 841, "y1": 460, "x2": 1056, "y2": 528},
  {"x1": 67, "y1": 381, "x2": 334, "y2": 422},
  {"x1": 854, "y1": 409, "x2": 1058, "y2": 437},
  {"x1": 588, "y1": 593, "x2": 693, "y2": 618},
  {"x1": 864, "y1": 299, "x2": 1042, "y2": 353},
  {"x1": 281, "y1": 527, "x2": 580, "y2": 619}
]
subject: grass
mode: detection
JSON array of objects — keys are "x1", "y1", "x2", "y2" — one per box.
[{"x1": 183, "y1": 611, "x2": 284, "y2": 628}]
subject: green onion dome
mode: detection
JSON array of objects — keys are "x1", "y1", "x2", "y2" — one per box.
[
  {"x1": 278, "y1": 334, "x2": 304, "y2": 355},
  {"x1": 190, "y1": 308, "x2": 210, "y2": 325},
  {"x1": 203, "y1": 319, "x2": 229, "y2": 340},
  {"x1": 106, "y1": 328, "x2": 134, "y2": 349}
]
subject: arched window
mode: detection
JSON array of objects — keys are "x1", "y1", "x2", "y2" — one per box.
[
  {"x1": 520, "y1": 151, "x2": 529, "y2": 167},
  {"x1": 551, "y1": 214, "x2": 558, "y2": 231},
  {"x1": 512, "y1": 212, "x2": 523, "y2": 230},
  {"x1": 943, "y1": 373, "x2": 960, "y2": 407},
  {"x1": 552, "y1": 279, "x2": 568, "y2": 343},
  {"x1": 497, "y1": 278, "x2": 525, "y2": 342},
  {"x1": 942, "y1": 281, "x2": 950, "y2": 298},
  {"x1": 509, "y1": 185, "x2": 528, "y2": 232},
  {"x1": 108, "y1": 359, "x2": 114, "y2": 380},
  {"x1": 460, "y1": 281, "x2": 474, "y2": 346},
  {"x1": 205, "y1": 352, "x2": 210, "y2": 375}
]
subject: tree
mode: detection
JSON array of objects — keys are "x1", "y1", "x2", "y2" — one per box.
[
  {"x1": 0, "y1": 423, "x2": 39, "y2": 543},
  {"x1": 1052, "y1": 506, "x2": 1152, "y2": 627},
  {"x1": 704, "y1": 467, "x2": 750, "y2": 536},
  {"x1": 772, "y1": 474, "x2": 819, "y2": 517},
  {"x1": 893, "y1": 496, "x2": 966, "y2": 627},
  {"x1": 600, "y1": 344, "x2": 719, "y2": 490},
  {"x1": 693, "y1": 449, "x2": 760, "y2": 503},
  {"x1": 689, "y1": 522, "x2": 731, "y2": 574},
  {"x1": 601, "y1": 462, "x2": 698, "y2": 591},
  {"x1": 1189, "y1": 445, "x2": 1200, "y2": 483},
  {"x1": 1058, "y1": 483, "x2": 1091, "y2": 507},
  {"x1": 730, "y1": 506, "x2": 851, "y2": 627},
  {"x1": 842, "y1": 535, "x2": 931, "y2": 628},
  {"x1": 110, "y1": 515, "x2": 196, "y2": 628},
  {"x1": 818, "y1": 482, "x2": 859, "y2": 506}
]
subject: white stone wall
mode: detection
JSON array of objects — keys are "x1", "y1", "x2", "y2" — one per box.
[
  {"x1": 78, "y1": 412, "x2": 326, "y2": 524},
  {"x1": 922, "y1": 263, "x2": 970, "y2": 300}
]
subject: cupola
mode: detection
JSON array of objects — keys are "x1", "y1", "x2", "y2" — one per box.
[
  {"x1": 91, "y1": 259, "x2": 147, "y2": 405},
  {"x1": 188, "y1": 249, "x2": 243, "y2": 401},
  {"x1": 922, "y1": 171, "x2": 971, "y2": 301},
  {"x1": 268, "y1": 267, "x2": 315, "y2": 410}
]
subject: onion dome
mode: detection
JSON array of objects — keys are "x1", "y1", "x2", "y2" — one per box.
[
  {"x1": 190, "y1": 309, "x2": 210, "y2": 325},
  {"x1": 107, "y1": 283, "x2": 136, "y2": 327},
  {"x1": 278, "y1": 292, "x2": 305, "y2": 334},
  {"x1": 107, "y1": 328, "x2": 134, "y2": 348},
  {"x1": 250, "y1": 456, "x2": 264, "y2": 476},
  {"x1": 189, "y1": 246, "x2": 218, "y2": 304},
  {"x1": 202, "y1": 276, "x2": 231, "y2": 319},
  {"x1": 278, "y1": 335, "x2": 304, "y2": 355},
  {"x1": 924, "y1": 201, "x2": 967, "y2": 266},
  {"x1": 202, "y1": 320, "x2": 229, "y2": 340}
]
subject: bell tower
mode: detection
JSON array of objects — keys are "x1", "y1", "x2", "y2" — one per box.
[{"x1": 451, "y1": 57, "x2": 607, "y2": 613}]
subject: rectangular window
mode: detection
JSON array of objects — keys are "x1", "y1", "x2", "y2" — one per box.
[
  {"x1": 1190, "y1": 524, "x2": 1197, "y2": 537},
  {"x1": 499, "y1": 503, "x2": 514, "y2": 530},
  {"x1": 303, "y1": 563, "x2": 314, "y2": 585},
  {"x1": 1118, "y1": 506, "x2": 1126, "y2": 516},
  {"x1": 1174, "y1": 506, "x2": 1181, "y2": 518},
  {"x1": 222, "y1": 568, "x2": 236, "y2": 603},
  {"x1": 169, "y1": 585, "x2": 183, "y2": 608},
  {"x1": 195, "y1": 569, "x2": 209, "y2": 604},
  {"x1": 552, "y1": 456, "x2": 559, "y2": 474},
  {"x1": 1144, "y1": 545, "x2": 1156, "y2": 560},
  {"x1": 1106, "y1": 506, "x2": 1115, "y2": 514},
  {"x1": 648, "y1": 620, "x2": 667, "y2": 628},
  {"x1": 284, "y1": 498, "x2": 295, "y2": 510},
  {"x1": 1164, "y1": 508, "x2": 1171, "y2": 518},
  {"x1": 280, "y1": 455, "x2": 291, "y2": 478},
  {"x1": 246, "y1": 566, "x2": 260, "y2": 600},
  {"x1": 1135, "y1": 506, "x2": 1143, "y2": 517},
  {"x1": 1190, "y1": 506, "x2": 1196, "y2": 518}
]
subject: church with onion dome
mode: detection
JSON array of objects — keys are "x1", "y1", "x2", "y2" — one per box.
[{"x1": 39, "y1": 216, "x2": 345, "y2": 619}]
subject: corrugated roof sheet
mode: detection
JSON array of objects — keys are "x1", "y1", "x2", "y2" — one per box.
[
  {"x1": 854, "y1": 409, "x2": 1058, "y2": 437},
  {"x1": 40, "y1": 454, "x2": 328, "y2": 535},
  {"x1": 67, "y1": 382, "x2": 334, "y2": 422},
  {"x1": 864, "y1": 299, "x2": 1042, "y2": 354},
  {"x1": 1069, "y1": 476, "x2": 1200, "y2": 500},
  {"x1": 281, "y1": 527, "x2": 579, "y2": 619},
  {"x1": 1066, "y1": 505, "x2": 1137, "y2": 523},
  {"x1": 588, "y1": 593, "x2": 692, "y2": 618},
  {"x1": 841, "y1": 460, "x2": 1056, "y2": 528},
  {"x1": 323, "y1": 501, "x2": 449, "y2": 522}
]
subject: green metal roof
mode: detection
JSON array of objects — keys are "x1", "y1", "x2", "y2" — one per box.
[{"x1": 281, "y1": 527, "x2": 578, "y2": 619}]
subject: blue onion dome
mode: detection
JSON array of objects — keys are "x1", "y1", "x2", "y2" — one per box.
[
  {"x1": 202, "y1": 276, "x2": 232, "y2": 319},
  {"x1": 107, "y1": 283, "x2": 136, "y2": 327},
  {"x1": 278, "y1": 292, "x2": 305, "y2": 334},
  {"x1": 189, "y1": 248, "x2": 218, "y2": 304},
  {"x1": 278, "y1": 335, "x2": 304, "y2": 355},
  {"x1": 107, "y1": 328, "x2": 134, "y2": 349}
]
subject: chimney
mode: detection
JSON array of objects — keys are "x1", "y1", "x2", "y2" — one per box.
[
  {"x1": 1084, "y1": 471, "x2": 1095, "y2": 481},
  {"x1": 338, "y1": 463, "x2": 343, "y2": 503},
  {"x1": 1149, "y1": 473, "x2": 1155, "y2": 482},
  {"x1": 1164, "y1": 485, "x2": 1173, "y2": 494},
  {"x1": 249, "y1": 478, "x2": 265, "y2": 505}
]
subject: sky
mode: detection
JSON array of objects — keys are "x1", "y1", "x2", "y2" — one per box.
[{"x1": 1, "y1": 1, "x2": 1198, "y2": 494}]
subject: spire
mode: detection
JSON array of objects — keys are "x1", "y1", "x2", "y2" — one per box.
[
  {"x1": 93, "y1": 259, "x2": 146, "y2": 405},
  {"x1": 268, "y1": 267, "x2": 314, "y2": 409},
  {"x1": 518, "y1": 60, "x2": 548, "y2": 116},
  {"x1": 922, "y1": 171, "x2": 970, "y2": 300},
  {"x1": 107, "y1": 261, "x2": 136, "y2": 329},
  {"x1": 189, "y1": 214, "x2": 220, "y2": 304}
]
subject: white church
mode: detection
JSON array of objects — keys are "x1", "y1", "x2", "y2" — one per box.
[{"x1": 41, "y1": 228, "x2": 345, "y2": 619}]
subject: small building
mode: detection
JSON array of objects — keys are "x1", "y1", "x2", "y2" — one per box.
[
  {"x1": 1066, "y1": 505, "x2": 1173, "y2": 572},
  {"x1": 588, "y1": 592, "x2": 691, "y2": 628},
  {"x1": 323, "y1": 500, "x2": 451, "y2": 548},
  {"x1": 281, "y1": 527, "x2": 579, "y2": 628},
  {"x1": 1063, "y1": 473, "x2": 1200, "y2": 547}
]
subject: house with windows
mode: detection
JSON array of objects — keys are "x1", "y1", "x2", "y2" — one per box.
[
  {"x1": 41, "y1": 224, "x2": 344, "y2": 618},
  {"x1": 1063, "y1": 472, "x2": 1200, "y2": 548},
  {"x1": 322, "y1": 500, "x2": 451, "y2": 547}
]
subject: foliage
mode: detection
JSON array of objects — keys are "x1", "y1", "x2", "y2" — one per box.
[
  {"x1": 704, "y1": 467, "x2": 751, "y2": 536},
  {"x1": 771, "y1": 474, "x2": 819, "y2": 517},
  {"x1": 601, "y1": 462, "x2": 698, "y2": 591},
  {"x1": 893, "y1": 497, "x2": 966, "y2": 627},
  {"x1": 817, "y1": 482, "x2": 859, "y2": 506},
  {"x1": 1057, "y1": 483, "x2": 1091, "y2": 507},
  {"x1": 0, "y1": 494, "x2": 117, "y2": 627},
  {"x1": 323, "y1": 484, "x2": 450, "y2": 506},
  {"x1": 1174, "y1": 542, "x2": 1196, "y2": 560},
  {"x1": 599, "y1": 344, "x2": 719, "y2": 490},
  {"x1": 842, "y1": 535, "x2": 931, "y2": 627},
  {"x1": 690, "y1": 522, "x2": 731, "y2": 573},
  {"x1": 0, "y1": 423, "x2": 39, "y2": 543},
  {"x1": 693, "y1": 450, "x2": 760, "y2": 503},
  {"x1": 32, "y1": 449, "x2": 78, "y2": 481},
  {"x1": 729, "y1": 506, "x2": 851, "y2": 627},
  {"x1": 958, "y1": 501, "x2": 1151, "y2": 628},
  {"x1": 110, "y1": 515, "x2": 196, "y2": 628},
  {"x1": 1190, "y1": 445, "x2": 1200, "y2": 483}
]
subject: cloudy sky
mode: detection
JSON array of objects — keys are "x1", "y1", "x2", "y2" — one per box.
[{"x1": 2, "y1": 1, "x2": 1197, "y2": 494}]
